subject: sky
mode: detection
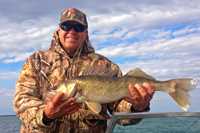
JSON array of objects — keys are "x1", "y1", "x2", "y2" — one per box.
[{"x1": 0, "y1": 0, "x2": 200, "y2": 115}]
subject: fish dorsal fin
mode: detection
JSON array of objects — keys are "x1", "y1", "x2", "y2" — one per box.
[
  {"x1": 82, "y1": 65, "x2": 118, "y2": 77},
  {"x1": 85, "y1": 101, "x2": 102, "y2": 114},
  {"x1": 125, "y1": 67, "x2": 155, "y2": 80}
]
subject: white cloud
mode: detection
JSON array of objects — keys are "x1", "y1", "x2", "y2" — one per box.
[
  {"x1": 172, "y1": 26, "x2": 200, "y2": 36},
  {"x1": 2, "y1": 52, "x2": 33, "y2": 64},
  {"x1": 0, "y1": 87, "x2": 16, "y2": 115},
  {"x1": 154, "y1": 30, "x2": 171, "y2": 39},
  {"x1": 0, "y1": 17, "x2": 57, "y2": 61},
  {"x1": 0, "y1": 87, "x2": 15, "y2": 97},
  {"x1": 0, "y1": 71, "x2": 20, "y2": 80},
  {"x1": 88, "y1": 5, "x2": 200, "y2": 33},
  {"x1": 90, "y1": 27, "x2": 129, "y2": 43},
  {"x1": 96, "y1": 29, "x2": 200, "y2": 59},
  {"x1": 1, "y1": 0, "x2": 200, "y2": 63},
  {"x1": 123, "y1": 30, "x2": 142, "y2": 40},
  {"x1": 118, "y1": 57, "x2": 200, "y2": 81}
]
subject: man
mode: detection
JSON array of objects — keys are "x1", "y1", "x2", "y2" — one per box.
[{"x1": 13, "y1": 8, "x2": 155, "y2": 133}]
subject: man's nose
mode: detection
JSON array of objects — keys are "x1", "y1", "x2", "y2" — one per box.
[{"x1": 68, "y1": 27, "x2": 76, "y2": 33}]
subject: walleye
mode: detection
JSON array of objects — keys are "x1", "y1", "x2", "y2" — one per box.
[{"x1": 43, "y1": 66, "x2": 198, "y2": 114}]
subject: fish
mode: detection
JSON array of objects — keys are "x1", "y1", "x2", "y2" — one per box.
[{"x1": 43, "y1": 66, "x2": 198, "y2": 114}]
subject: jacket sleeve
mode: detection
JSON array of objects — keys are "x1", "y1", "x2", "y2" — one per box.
[
  {"x1": 107, "y1": 67, "x2": 150, "y2": 126},
  {"x1": 13, "y1": 56, "x2": 54, "y2": 131}
]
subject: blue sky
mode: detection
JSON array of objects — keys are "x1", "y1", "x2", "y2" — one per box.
[{"x1": 0, "y1": 0, "x2": 200, "y2": 115}]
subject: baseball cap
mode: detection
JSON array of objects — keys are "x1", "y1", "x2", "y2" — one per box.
[{"x1": 59, "y1": 8, "x2": 88, "y2": 28}]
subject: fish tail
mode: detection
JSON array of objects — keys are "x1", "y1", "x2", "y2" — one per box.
[{"x1": 168, "y1": 78, "x2": 198, "y2": 111}]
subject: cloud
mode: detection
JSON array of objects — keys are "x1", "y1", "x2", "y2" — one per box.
[
  {"x1": 96, "y1": 27, "x2": 200, "y2": 58},
  {"x1": 0, "y1": 87, "x2": 16, "y2": 115},
  {"x1": 118, "y1": 57, "x2": 200, "y2": 81},
  {"x1": 0, "y1": 70, "x2": 20, "y2": 80},
  {"x1": 88, "y1": 2, "x2": 200, "y2": 33},
  {"x1": 2, "y1": 52, "x2": 33, "y2": 64},
  {"x1": 1, "y1": 0, "x2": 200, "y2": 63},
  {"x1": 172, "y1": 26, "x2": 200, "y2": 36},
  {"x1": 0, "y1": 17, "x2": 57, "y2": 61},
  {"x1": 123, "y1": 30, "x2": 142, "y2": 40},
  {"x1": 0, "y1": 87, "x2": 15, "y2": 97}
]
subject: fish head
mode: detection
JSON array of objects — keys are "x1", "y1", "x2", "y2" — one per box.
[{"x1": 43, "y1": 79, "x2": 78, "y2": 101}]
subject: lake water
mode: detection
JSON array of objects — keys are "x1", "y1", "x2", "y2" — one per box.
[
  {"x1": 0, "y1": 115, "x2": 22, "y2": 133},
  {"x1": 112, "y1": 117, "x2": 200, "y2": 133},
  {"x1": 0, "y1": 115, "x2": 200, "y2": 133}
]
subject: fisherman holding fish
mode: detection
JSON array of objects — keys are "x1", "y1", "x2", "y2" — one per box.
[{"x1": 13, "y1": 8, "x2": 160, "y2": 133}]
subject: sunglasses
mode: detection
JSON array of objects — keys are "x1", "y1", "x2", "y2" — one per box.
[{"x1": 60, "y1": 24, "x2": 86, "y2": 32}]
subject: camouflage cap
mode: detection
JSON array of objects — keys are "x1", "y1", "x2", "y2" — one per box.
[{"x1": 60, "y1": 8, "x2": 88, "y2": 28}]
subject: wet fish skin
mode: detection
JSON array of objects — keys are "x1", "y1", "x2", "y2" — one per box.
[{"x1": 43, "y1": 67, "x2": 198, "y2": 114}]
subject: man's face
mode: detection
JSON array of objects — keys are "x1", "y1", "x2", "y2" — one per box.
[{"x1": 58, "y1": 21, "x2": 88, "y2": 56}]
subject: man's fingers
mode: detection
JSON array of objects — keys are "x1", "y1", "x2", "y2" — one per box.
[
  {"x1": 134, "y1": 84, "x2": 147, "y2": 99},
  {"x1": 128, "y1": 84, "x2": 141, "y2": 100},
  {"x1": 68, "y1": 103, "x2": 82, "y2": 112},
  {"x1": 60, "y1": 98, "x2": 76, "y2": 109},
  {"x1": 61, "y1": 103, "x2": 82, "y2": 116},
  {"x1": 122, "y1": 83, "x2": 155, "y2": 112},
  {"x1": 143, "y1": 83, "x2": 155, "y2": 95},
  {"x1": 52, "y1": 92, "x2": 64, "y2": 105}
]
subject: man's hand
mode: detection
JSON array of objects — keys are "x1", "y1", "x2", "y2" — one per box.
[
  {"x1": 122, "y1": 83, "x2": 155, "y2": 111},
  {"x1": 44, "y1": 92, "x2": 82, "y2": 120}
]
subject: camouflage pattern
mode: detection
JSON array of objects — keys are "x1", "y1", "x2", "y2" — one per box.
[
  {"x1": 13, "y1": 31, "x2": 146, "y2": 133},
  {"x1": 60, "y1": 8, "x2": 88, "y2": 28}
]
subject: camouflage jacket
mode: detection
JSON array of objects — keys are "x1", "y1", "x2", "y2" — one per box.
[{"x1": 13, "y1": 31, "x2": 143, "y2": 133}]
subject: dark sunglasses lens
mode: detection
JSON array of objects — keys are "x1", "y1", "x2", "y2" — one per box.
[
  {"x1": 74, "y1": 25, "x2": 86, "y2": 32},
  {"x1": 61, "y1": 24, "x2": 86, "y2": 32},
  {"x1": 60, "y1": 25, "x2": 72, "y2": 31}
]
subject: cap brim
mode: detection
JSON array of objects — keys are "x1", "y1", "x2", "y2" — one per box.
[{"x1": 60, "y1": 19, "x2": 86, "y2": 26}]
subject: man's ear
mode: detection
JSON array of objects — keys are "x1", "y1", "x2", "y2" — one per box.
[
  {"x1": 85, "y1": 30, "x2": 88, "y2": 37},
  {"x1": 58, "y1": 28, "x2": 60, "y2": 35}
]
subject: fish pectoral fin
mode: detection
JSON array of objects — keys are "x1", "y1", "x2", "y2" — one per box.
[
  {"x1": 125, "y1": 67, "x2": 155, "y2": 80},
  {"x1": 74, "y1": 93, "x2": 88, "y2": 103},
  {"x1": 85, "y1": 101, "x2": 102, "y2": 114}
]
